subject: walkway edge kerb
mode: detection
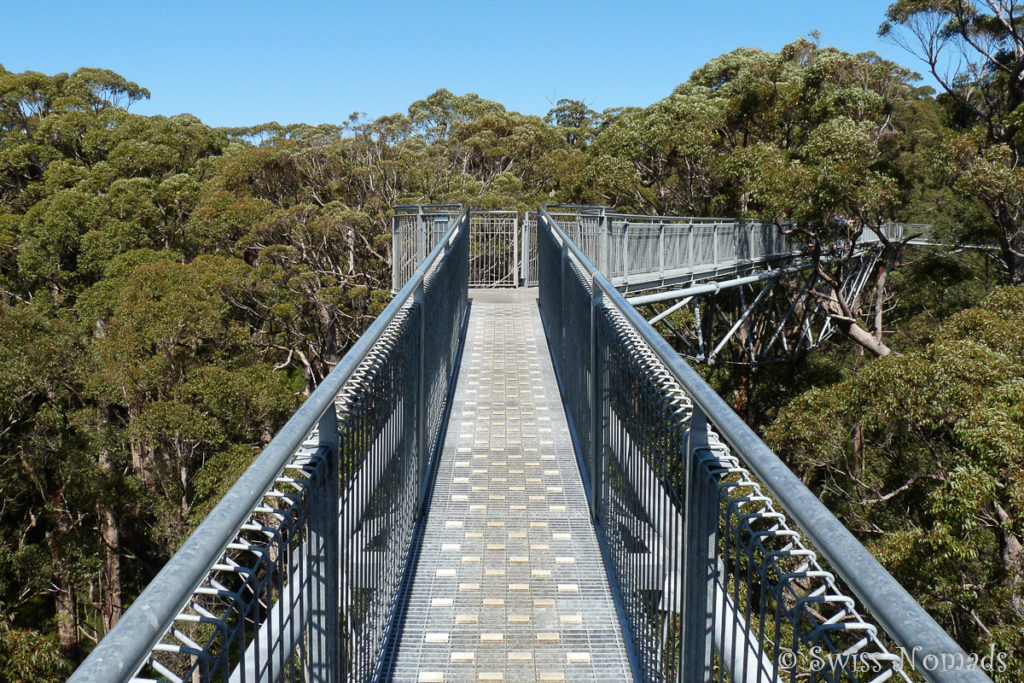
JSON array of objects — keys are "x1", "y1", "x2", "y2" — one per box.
[
  {"x1": 538, "y1": 206, "x2": 992, "y2": 683},
  {"x1": 69, "y1": 208, "x2": 471, "y2": 682}
]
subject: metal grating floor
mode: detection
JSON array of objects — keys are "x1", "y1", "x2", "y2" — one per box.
[{"x1": 389, "y1": 289, "x2": 633, "y2": 682}]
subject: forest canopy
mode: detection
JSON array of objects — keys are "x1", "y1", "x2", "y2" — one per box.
[{"x1": 1, "y1": 14, "x2": 1022, "y2": 678}]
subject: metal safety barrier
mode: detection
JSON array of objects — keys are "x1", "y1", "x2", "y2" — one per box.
[
  {"x1": 391, "y1": 204, "x2": 463, "y2": 291},
  {"x1": 396, "y1": 204, "x2": 933, "y2": 293},
  {"x1": 525, "y1": 207, "x2": 801, "y2": 292},
  {"x1": 536, "y1": 206, "x2": 989, "y2": 683},
  {"x1": 70, "y1": 209, "x2": 471, "y2": 683}
]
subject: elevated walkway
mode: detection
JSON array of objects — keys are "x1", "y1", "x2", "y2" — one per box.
[
  {"x1": 391, "y1": 290, "x2": 632, "y2": 681},
  {"x1": 72, "y1": 207, "x2": 987, "y2": 683}
]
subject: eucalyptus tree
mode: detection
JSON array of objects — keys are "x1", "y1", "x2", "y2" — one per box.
[
  {"x1": 881, "y1": 0, "x2": 1024, "y2": 282},
  {"x1": 587, "y1": 40, "x2": 924, "y2": 356},
  {"x1": 0, "y1": 303, "x2": 93, "y2": 660},
  {"x1": 768, "y1": 285, "x2": 1024, "y2": 675},
  {"x1": 583, "y1": 90, "x2": 720, "y2": 215},
  {"x1": 699, "y1": 39, "x2": 923, "y2": 356}
]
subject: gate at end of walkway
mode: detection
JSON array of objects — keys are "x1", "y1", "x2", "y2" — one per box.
[{"x1": 394, "y1": 205, "x2": 518, "y2": 289}]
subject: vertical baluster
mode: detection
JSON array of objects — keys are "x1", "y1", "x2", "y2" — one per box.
[
  {"x1": 415, "y1": 283, "x2": 428, "y2": 517},
  {"x1": 309, "y1": 405, "x2": 340, "y2": 683},
  {"x1": 680, "y1": 406, "x2": 716, "y2": 682},
  {"x1": 589, "y1": 279, "x2": 603, "y2": 519}
]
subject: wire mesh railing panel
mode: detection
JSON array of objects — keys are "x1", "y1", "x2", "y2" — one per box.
[
  {"x1": 663, "y1": 224, "x2": 693, "y2": 271},
  {"x1": 537, "y1": 215, "x2": 564, "y2": 350},
  {"x1": 525, "y1": 211, "x2": 579, "y2": 286},
  {"x1": 535, "y1": 207, "x2": 983, "y2": 683},
  {"x1": 568, "y1": 213, "x2": 602, "y2": 263},
  {"x1": 563, "y1": 262, "x2": 596, "y2": 485},
  {"x1": 716, "y1": 222, "x2": 738, "y2": 266},
  {"x1": 422, "y1": 225, "x2": 470, "y2": 457},
  {"x1": 392, "y1": 204, "x2": 463, "y2": 291},
  {"x1": 336, "y1": 303, "x2": 420, "y2": 682},
  {"x1": 693, "y1": 224, "x2": 717, "y2": 266},
  {"x1": 393, "y1": 213, "x2": 420, "y2": 291},
  {"x1": 524, "y1": 212, "x2": 538, "y2": 286},
  {"x1": 624, "y1": 222, "x2": 663, "y2": 275},
  {"x1": 735, "y1": 222, "x2": 753, "y2": 262}
]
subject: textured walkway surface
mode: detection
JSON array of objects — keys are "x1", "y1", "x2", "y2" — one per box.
[{"x1": 390, "y1": 290, "x2": 633, "y2": 682}]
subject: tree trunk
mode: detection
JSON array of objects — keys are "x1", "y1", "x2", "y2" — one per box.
[
  {"x1": 995, "y1": 502, "x2": 1023, "y2": 570},
  {"x1": 51, "y1": 485, "x2": 81, "y2": 660},
  {"x1": 1008, "y1": 250, "x2": 1024, "y2": 286},
  {"x1": 733, "y1": 371, "x2": 750, "y2": 417},
  {"x1": 821, "y1": 286, "x2": 893, "y2": 357},
  {"x1": 54, "y1": 578, "x2": 80, "y2": 661},
  {"x1": 98, "y1": 448, "x2": 123, "y2": 633},
  {"x1": 997, "y1": 228, "x2": 1024, "y2": 284},
  {"x1": 835, "y1": 317, "x2": 894, "y2": 357},
  {"x1": 873, "y1": 247, "x2": 897, "y2": 342}
]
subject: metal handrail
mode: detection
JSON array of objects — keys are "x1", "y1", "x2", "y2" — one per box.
[
  {"x1": 70, "y1": 207, "x2": 471, "y2": 682},
  {"x1": 536, "y1": 206, "x2": 988, "y2": 683}
]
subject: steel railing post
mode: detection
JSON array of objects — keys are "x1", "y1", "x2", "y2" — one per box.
[
  {"x1": 589, "y1": 279, "x2": 603, "y2": 520},
  {"x1": 416, "y1": 206, "x2": 426, "y2": 267},
  {"x1": 658, "y1": 221, "x2": 665, "y2": 276},
  {"x1": 560, "y1": 239, "x2": 569, "y2": 362},
  {"x1": 598, "y1": 209, "x2": 610, "y2": 274},
  {"x1": 621, "y1": 221, "x2": 629, "y2": 281},
  {"x1": 415, "y1": 282, "x2": 428, "y2": 518},
  {"x1": 680, "y1": 406, "x2": 715, "y2": 683},
  {"x1": 392, "y1": 213, "x2": 399, "y2": 292},
  {"x1": 309, "y1": 405, "x2": 340, "y2": 683},
  {"x1": 688, "y1": 222, "x2": 694, "y2": 268},
  {"x1": 513, "y1": 213, "x2": 520, "y2": 287},
  {"x1": 521, "y1": 213, "x2": 528, "y2": 284}
]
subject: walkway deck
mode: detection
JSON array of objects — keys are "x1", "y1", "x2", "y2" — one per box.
[{"x1": 390, "y1": 289, "x2": 633, "y2": 682}]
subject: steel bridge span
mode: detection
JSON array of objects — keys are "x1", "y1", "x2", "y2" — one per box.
[
  {"x1": 71, "y1": 208, "x2": 986, "y2": 683},
  {"x1": 395, "y1": 205, "x2": 931, "y2": 366}
]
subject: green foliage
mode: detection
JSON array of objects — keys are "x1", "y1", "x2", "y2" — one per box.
[
  {"x1": 0, "y1": 608, "x2": 69, "y2": 682},
  {"x1": 882, "y1": 1, "x2": 1024, "y2": 282},
  {"x1": 767, "y1": 285, "x2": 1024, "y2": 673}
]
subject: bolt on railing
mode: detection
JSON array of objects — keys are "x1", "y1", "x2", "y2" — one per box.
[
  {"x1": 70, "y1": 209, "x2": 471, "y2": 683},
  {"x1": 536, "y1": 206, "x2": 990, "y2": 683}
]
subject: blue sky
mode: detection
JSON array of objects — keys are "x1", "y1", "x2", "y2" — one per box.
[{"x1": 1, "y1": 1, "x2": 930, "y2": 128}]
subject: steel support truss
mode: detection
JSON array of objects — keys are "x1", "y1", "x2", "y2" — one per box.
[{"x1": 627, "y1": 248, "x2": 882, "y2": 365}]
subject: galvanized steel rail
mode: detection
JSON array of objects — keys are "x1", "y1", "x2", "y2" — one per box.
[
  {"x1": 536, "y1": 206, "x2": 989, "y2": 683},
  {"x1": 525, "y1": 207, "x2": 802, "y2": 293},
  {"x1": 523, "y1": 209, "x2": 936, "y2": 293},
  {"x1": 70, "y1": 209, "x2": 471, "y2": 683}
]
